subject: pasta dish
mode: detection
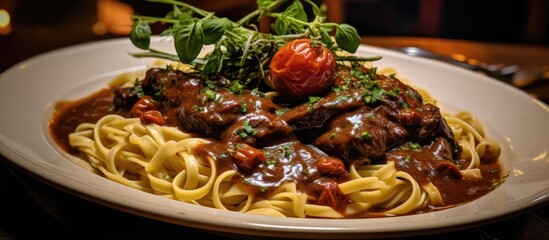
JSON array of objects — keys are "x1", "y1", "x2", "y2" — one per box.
[{"x1": 48, "y1": 0, "x2": 504, "y2": 219}]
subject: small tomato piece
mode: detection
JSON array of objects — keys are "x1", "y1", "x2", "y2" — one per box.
[
  {"x1": 269, "y1": 39, "x2": 336, "y2": 100},
  {"x1": 233, "y1": 144, "x2": 266, "y2": 174},
  {"x1": 316, "y1": 157, "x2": 346, "y2": 177},
  {"x1": 140, "y1": 110, "x2": 166, "y2": 125},
  {"x1": 131, "y1": 96, "x2": 156, "y2": 117},
  {"x1": 314, "y1": 179, "x2": 348, "y2": 212}
]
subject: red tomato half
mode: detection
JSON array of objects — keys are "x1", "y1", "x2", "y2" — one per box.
[{"x1": 269, "y1": 39, "x2": 336, "y2": 100}]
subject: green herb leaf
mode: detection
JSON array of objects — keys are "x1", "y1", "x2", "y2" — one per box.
[
  {"x1": 304, "y1": 0, "x2": 322, "y2": 17},
  {"x1": 173, "y1": 16, "x2": 204, "y2": 63},
  {"x1": 201, "y1": 18, "x2": 228, "y2": 45},
  {"x1": 274, "y1": 0, "x2": 307, "y2": 35},
  {"x1": 320, "y1": 27, "x2": 334, "y2": 48},
  {"x1": 257, "y1": 0, "x2": 276, "y2": 9},
  {"x1": 165, "y1": 4, "x2": 184, "y2": 19},
  {"x1": 203, "y1": 43, "x2": 224, "y2": 75},
  {"x1": 129, "y1": 0, "x2": 379, "y2": 89},
  {"x1": 335, "y1": 24, "x2": 361, "y2": 53},
  {"x1": 130, "y1": 20, "x2": 151, "y2": 50}
]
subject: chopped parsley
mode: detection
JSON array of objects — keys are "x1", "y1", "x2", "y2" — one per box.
[
  {"x1": 363, "y1": 87, "x2": 387, "y2": 104},
  {"x1": 308, "y1": 96, "x2": 323, "y2": 112},
  {"x1": 335, "y1": 95, "x2": 349, "y2": 102},
  {"x1": 399, "y1": 99, "x2": 410, "y2": 109},
  {"x1": 275, "y1": 107, "x2": 290, "y2": 116},
  {"x1": 236, "y1": 120, "x2": 257, "y2": 139},
  {"x1": 281, "y1": 144, "x2": 294, "y2": 158},
  {"x1": 360, "y1": 131, "x2": 371, "y2": 141},
  {"x1": 240, "y1": 101, "x2": 247, "y2": 113},
  {"x1": 400, "y1": 141, "x2": 421, "y2": 151},
  {"x1": 192, "y1": 105, "x2": 205, "y2": 112},
  {"x1": 332, "y1": 77, "x2": 351, "y2": 94},
  {"x1": 490, "y1": 173, "x2": 509, "y2": 190},
  {"x1": 133, "y1": 79, "x2": 144, "y2": 98},
  {"x1": 154, "y1": 85, "x2": 168, "y2": 97},
  {"x1": 251, "y1": 88, "x2": 267, "y2": 98},
  {"x1": 266, "y1": 158, "x2": 277, "y2": 166},
  {"x1": 228, "y1": 81, "x2": 244, "y2": 94},
  {"x1": 204, "y1": 89, "x2": 217, "y2": 100}
]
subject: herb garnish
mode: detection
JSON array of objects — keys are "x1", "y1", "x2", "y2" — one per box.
[
  {"x1": 400, "y1": 141, "x2": 421, "y2": 151},
  {"x1": 236, "y1": 120, "x2": 257, "y2": 139},
  {"x1": 240, "y1": 101, "x2": 248, "y2": 113},
  {"x1": 307, "y1": 96, "x2": 323, "y2": 111},
  {"x1": 360, "y1": 131, "x2": 372, "y2": 141},
  {"x1": 490, "y1": 172, "x2": 509, "y2": 190},
  {"x1": 275, "y1": 107, "x2": 290, "y2": 116},
  {"x1": 129, "y1": 0, "x2": 381, "y2": 90}
]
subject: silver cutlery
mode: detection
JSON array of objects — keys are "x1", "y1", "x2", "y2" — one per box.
[{"x1": 391, "y1": 46, "x2": 548, "y2": 88}]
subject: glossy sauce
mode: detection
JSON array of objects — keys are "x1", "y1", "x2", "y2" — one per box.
[{"x1": 49, "y1": 66, "x2": 503, "y2": 217}]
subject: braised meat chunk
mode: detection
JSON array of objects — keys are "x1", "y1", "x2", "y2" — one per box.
[
  {"x1": 113, "y1": 66, "x2": 460, "y2": 165},
  {"x1": 315, "y1": 105, "x2": 409, "y2": 162},
  {"x1": 221, "y1": 110, "x2": 293, "y2": 147}
]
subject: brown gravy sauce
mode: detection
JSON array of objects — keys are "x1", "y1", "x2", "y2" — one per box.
[{"x1": 49, "y1": 71, "x2": 503, "y2": 217}]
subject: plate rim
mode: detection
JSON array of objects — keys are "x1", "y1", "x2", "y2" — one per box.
[{"x1": 1, "y1": 36, "x2": 548, "y2": 238}]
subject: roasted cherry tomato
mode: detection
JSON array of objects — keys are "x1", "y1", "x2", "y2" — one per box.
[{"x1": 269, "y1": 38, "x2": 336, "y2": 100}]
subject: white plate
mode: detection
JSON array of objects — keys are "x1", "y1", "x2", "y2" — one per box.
[{"x1": 1, "y1": 37, "x2": 548, "y2": 239}]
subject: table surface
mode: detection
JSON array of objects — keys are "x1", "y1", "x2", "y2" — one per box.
[{"x1": 1, "y1": 34, "x2": 549, "y2": 239}]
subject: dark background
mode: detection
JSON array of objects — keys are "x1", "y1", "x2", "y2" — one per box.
[
  {"x1": 0, "y1": 1, "x2": 548, "y2": 239},
  {"x1": 0, "y1": 0, "x2": 547, "y2": 73},
  {"x1": 344, "y1": 0, "x2": 548, "y2": 45}
]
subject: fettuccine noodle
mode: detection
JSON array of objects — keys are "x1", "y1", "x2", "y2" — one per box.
[{"x1": 66, "y1": 66, "x2": 500, "y2": 218}]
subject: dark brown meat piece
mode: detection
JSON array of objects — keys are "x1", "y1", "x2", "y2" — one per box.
[
  {"x1": 315, "y1": 106, "x2": 409, "y2": 162},
  {"x1": 140, "y1": 67, "x2": 186, "y2": 97},
  {"x1": 177, "y1": 88, "x2": 242, "y2": 135},
  {"x1": 113, "y1": 87, "x2": 139, "y2": 110},
  {"x1": 115, "y1": 66, "x2": 459, "y2": 164},
  {"x1": 281, "y1": 89, "x2": 365, "y2": 131},
  {"x1": 221, "y1": 111, "x2": 293, "y2": 147},
  {"x1": 178, "y1": 88, "x2": 283, "y2": 137},
  {"x1": 112, "y1": 67, "x2": 190, "y2": 111},
  {"x1": 385, "y1": 137, "x2": 458, "y2": 185},
  {"x1": 308, "y1": 66, "x2": 458, "y2": 163}
]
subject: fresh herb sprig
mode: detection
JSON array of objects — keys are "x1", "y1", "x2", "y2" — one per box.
[{"x1": 129, "y1": 0, "x2": 381, "y2": 87}]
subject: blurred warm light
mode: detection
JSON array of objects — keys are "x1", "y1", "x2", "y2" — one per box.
[
  {"x1": 467, "y1": 58, "x2": 480, "y2": 66},
  {"x1": 512, "y1": 168, "x2": 524, "y2": 176},
  {"x1": 0, "y1": 9, "x2": 11, "y2": 35},
  {"x1": 450, "y1": 54, "x2": 466, "y2": 62},
  {"x1": 93, "y1": 0, "x2": 133, "y2": 35}
]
